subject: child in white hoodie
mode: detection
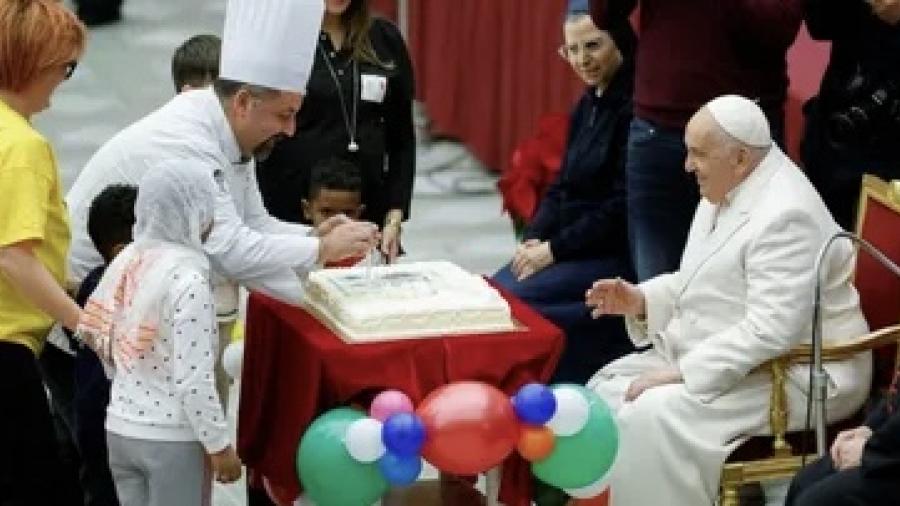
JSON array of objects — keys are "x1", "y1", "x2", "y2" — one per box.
[{"x1": 79, "y1": 162, "x2": 241, "y2": 505}]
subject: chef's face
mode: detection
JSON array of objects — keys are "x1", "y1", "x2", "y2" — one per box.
[{"x1": 231, "y1": 88, "x2": 302, "y2": 158}]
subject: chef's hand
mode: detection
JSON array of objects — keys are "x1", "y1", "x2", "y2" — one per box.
[
  {"x1": 315, "y1": 214, "x2": 352, "y2": 237},
  {"x1": 318, "y1": 222, "x2": 379, "y2": 263}
]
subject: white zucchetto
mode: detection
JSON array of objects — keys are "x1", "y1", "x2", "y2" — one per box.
[
  {"x1": 705, "y1": 95, "x2": 772, "y2": 148},
  {"x1": 219, "y1": 0, "x2": 325, "y2": 93}
]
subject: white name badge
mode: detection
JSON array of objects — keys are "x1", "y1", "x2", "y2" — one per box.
[{"x1": 361, "y1": 73, "x2": 388, "y2": 103}]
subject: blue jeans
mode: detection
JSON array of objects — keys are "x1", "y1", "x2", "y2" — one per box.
[
  {"x1": 493, "y1": 257, "x2": 634, "y2": 384},
  {"x1": 626, "y1": 117, "x2": 699, "y2": 281}
]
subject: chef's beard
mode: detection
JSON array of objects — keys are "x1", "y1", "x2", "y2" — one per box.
[{"x1": 253, "y1": 134, "x2": 287, "y2": 162}]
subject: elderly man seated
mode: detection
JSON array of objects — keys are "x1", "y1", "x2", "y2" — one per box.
[{"x1": 584, "y1": 95, "x2": 871, "y2": 505}]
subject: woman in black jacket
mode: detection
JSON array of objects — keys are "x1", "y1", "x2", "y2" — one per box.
[
  {"x1": 256, "y1": 0, "x2": 414, "y2": 261},
  {"x1": 493, "y1": 1, "x2": 636, "y2": 384}
]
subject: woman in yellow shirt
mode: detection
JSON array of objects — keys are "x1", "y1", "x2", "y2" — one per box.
[{"x1": 0, "y1": 1, "x2": 86, "y2": 504}]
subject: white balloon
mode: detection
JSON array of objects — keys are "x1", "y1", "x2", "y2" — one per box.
[
  {"x1": 564, "y1": 473, "x2": 612, "y2": 499},
  {"x1": 344, "y1": 418, "x2": 385, "y2": 463},
  {"x1": 222, "y1": 340, "x2": 244, "y2": 379},
  {"x1": 546, "y1": 387, "x2": 590, "y2": 436}
]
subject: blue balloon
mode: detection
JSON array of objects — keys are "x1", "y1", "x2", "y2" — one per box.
[
  {"x1": 382, "y1": 413, "x2": 426, "y2": 457},
  {"x1": 378, "y1": 452, "x2": 423, "y2": 486},
  {"x1": 512, "y1": 383, "x2": 557, "y2": 425}
]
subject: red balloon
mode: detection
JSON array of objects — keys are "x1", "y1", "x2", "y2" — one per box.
[
  {"x1": 263, "y1": 476, "x2": 298, "y2": 506},
  {"x1": 416, "y1": 381, "x2": 520, "y2": 475}
]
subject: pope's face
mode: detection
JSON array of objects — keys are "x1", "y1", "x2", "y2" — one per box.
[
  {"x1": 233, "y1": 90, "x2": 302, "y2": 159},
  {"x1": 683, "y1": 109, "x2": 745, "y2": 205}
]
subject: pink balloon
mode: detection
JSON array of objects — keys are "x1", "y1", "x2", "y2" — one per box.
[{"x1": 370, "y1": 389, "x2": 415, "y2": 422}]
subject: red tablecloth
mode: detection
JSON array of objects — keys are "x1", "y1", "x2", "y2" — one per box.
[{"x1": 237, "y1": 286, "x2": 564, "y2": 505}]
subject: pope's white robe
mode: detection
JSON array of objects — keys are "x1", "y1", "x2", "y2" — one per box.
[{"x1": 588, "y1": 146, "x2": 871, "y2": 505}]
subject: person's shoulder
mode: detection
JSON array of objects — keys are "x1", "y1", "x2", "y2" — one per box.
[
  {"x1": 370, "y1": 17, "x2": 406, "y2": 50},
  {"x1": 371, "y1": 17, "x2": 402, "y2": 38},
  {"x1": 0, "y1": 124, "x2": 53, "y2": 171}
]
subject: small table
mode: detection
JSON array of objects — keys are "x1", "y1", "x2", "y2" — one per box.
[{"x1": 237, "y1": 285, "x2": 563, "y2": 506}]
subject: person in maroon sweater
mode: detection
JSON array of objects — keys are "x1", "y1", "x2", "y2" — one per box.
[{"x1": 590, "y1": 0, "x2": 803, "y2": 282}]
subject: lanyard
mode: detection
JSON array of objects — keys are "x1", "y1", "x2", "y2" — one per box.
[{"x1": 319, "y1": 43, "x2": 359, "y2": 152}]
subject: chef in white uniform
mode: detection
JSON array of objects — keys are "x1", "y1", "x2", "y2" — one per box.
[
  {"x1": 583, "y1": 95, "x2": 871, "y2": 505},
  {"x1": 66, "y1": 0, "x2": 377, "y2": 308}
]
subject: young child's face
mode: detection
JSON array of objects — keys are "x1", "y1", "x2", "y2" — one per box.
[{"x1": 302, "y1": 188, "x2": 364, "y2": 227}]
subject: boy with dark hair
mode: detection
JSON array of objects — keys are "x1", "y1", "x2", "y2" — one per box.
[
  {"x1": 302, "y1": 157, "x2": 365, "y2": 227},
  {"x1": 303, "y1": 158, "x2": 366, "y2": 269},
  {"x1": 171, "y1": 34, "x2": 221, "y2": 93},
  {"x1": 75, "y1": 184, "x2": 138, "y2": 506}
]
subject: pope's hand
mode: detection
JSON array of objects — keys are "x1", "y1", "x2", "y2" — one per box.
[
  {"x1": 624, "y1": 367, "x2": 683, "y2": 402},
  {"x1": 318, "y1": 222, "x2": 379, "y2": 263},
  {"x1": 315, "y1": 214, "x2": 352, "y2": 237},
  {"x1": 586, "y1": 278, "x2": 645, "y2": 318}
]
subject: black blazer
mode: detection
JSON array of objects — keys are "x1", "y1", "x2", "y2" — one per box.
[{"x1": 523, "y1": 65, "x2": 633, "y2": 263}]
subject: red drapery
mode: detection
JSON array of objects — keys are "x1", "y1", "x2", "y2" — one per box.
[{"x1": 405, "y1": 0, "x2": 583, "y2": 172}]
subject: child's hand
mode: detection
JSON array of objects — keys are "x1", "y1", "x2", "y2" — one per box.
[{"x1": 210, "y1": 446, "x2": 242, "y2": 483}]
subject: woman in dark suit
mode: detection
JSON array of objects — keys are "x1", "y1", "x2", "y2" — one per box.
[{"x1": 493, "y1": 0, "x2": 637, "y2": 384}]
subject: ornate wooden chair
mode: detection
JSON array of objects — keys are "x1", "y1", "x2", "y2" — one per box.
[{"x1": 719, "y1": 175, "x2": 900, "y2": 506}]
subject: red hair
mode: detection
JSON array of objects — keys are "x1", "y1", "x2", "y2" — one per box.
[{"x1": 0, "y1": 0, "x2": 86, "y2": 92}]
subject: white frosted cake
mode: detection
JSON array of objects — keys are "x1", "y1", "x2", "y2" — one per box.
[{"x1": 304, "y1": 261, "x2": 516, "y2": 342}]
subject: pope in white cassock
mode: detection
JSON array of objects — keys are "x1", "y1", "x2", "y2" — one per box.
[
  {"x1": 66, "y1": 0, "x2": 376, "y2": 310},
  {"x1": 585, "y1": 95, "x2": 872, "y2": 505}
]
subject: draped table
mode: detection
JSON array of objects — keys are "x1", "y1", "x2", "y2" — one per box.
[{"x1": 238, "y1": 284, "x2": 564, "y2": 505}]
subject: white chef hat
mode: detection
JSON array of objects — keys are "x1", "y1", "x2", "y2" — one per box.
[
  {"x1": 219, "y1": 0, "x2": 325, "y2": 93},
  {"x1": 705, "y1": 95, "x2": 772, "y2": 148}
]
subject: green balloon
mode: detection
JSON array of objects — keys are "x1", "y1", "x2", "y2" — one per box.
[
  {"x1": 532, "y1": 384, "x2": 619, "y2": 489},
  {"x1": 297, "y1": 408, "x2": 388, "y2": 506}
]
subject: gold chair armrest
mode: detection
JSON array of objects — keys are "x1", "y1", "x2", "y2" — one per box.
[
  {"x1": 761, "y1": 323, "x2": 900, "y2": 458},
  {"x1": 784, "y1": 324, "x2": 900, "y2": 363}
]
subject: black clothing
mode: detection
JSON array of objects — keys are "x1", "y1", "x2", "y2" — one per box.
[
  {"x1": 523, "y1": 68, "x2": 633, "y2": 263},
  {"x1": 72, "y1": 266, "x2": 120, "y2": 506},
  {"x1": 257, "y1": 18, "x2": 415, "y2": 227},
  {"x1": 0, "y1": 342, "x2": 76, "y2": 506},
  {"x1": 74, "y1": 0, "x2": 122, "y2": 26},
  {"x1": 786, "y1": 390, "x2": 900, "y2": 505},
  {"x1": 802, "y1": 0, "x2": 900, "y2": 229}
]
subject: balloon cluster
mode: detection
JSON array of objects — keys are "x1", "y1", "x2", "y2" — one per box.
[
  {"x1": 346, "y1": 390, "x2": 426, "y2": 487},
  {"x1": 513, "y1": 383, "x2": 619, "y2": 498},
  {"x1": 296, "y1": 382, "x2": 618, "y2": 506}
]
